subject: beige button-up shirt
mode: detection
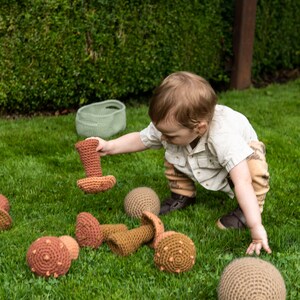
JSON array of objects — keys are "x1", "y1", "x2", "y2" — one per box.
[{"x1": 140, "y1": 105, "x2": 258, "y2": 198}]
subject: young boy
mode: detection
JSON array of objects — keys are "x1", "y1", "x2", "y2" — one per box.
[{"x1": 90, "y1": 71, "x2": 271, "y2": 255}]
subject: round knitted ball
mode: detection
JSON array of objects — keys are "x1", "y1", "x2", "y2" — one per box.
[
  {"x1": 124, "y1": 187, "x2": 160, "y2": 218},
  {"x1": 59, "y1": 235, "x2": 80, "y2": 260},
  {"x1": 0, "y1": 194, "x2": 10, "y2": 212},
  {"x1": 26, "y1": 236, "x2": 72, "y2": 278},
  {"x1": 154, "y1": 232, "x2": 196, "y2": 273},
  {"x1": 218, "y1": 257, "x2": 286, "y2": 300}
]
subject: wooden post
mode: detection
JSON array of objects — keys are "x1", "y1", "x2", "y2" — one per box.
[{"x1": 230, "y1": 0, "x2": 257, "y2": 90}]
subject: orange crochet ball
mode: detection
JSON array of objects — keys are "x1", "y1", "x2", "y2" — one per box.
[
  {"x1": 26, "y1": 236, "x2": 72, "y2": 278},
  {"x1": 124, "y1": 187, "x2": 161, "y2": 218}
]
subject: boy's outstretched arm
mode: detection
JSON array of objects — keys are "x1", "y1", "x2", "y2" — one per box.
[
  {"x1": 229, "y1": 160, "x2": 272, "y2": 255},
  {"x1": 87, "y1": 132, "x2": 148, "y2": 156}
]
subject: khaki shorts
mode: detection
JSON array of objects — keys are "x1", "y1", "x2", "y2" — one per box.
[{"x1": 164, "y1": 140, "x2": 270, "y2": 211}]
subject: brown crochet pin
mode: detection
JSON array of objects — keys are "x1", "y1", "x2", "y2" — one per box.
[
  {"x1": 154, "y1": 232, "x2": 196, "y2": 273},
  {"x1": 75, "y1": 212, "x2": 128, "y2": 249},
  {"x1": 106, "y1": 211, "x2": 164, "y2": 256},
  {"x1": 26, "y1": 236, "x2": 72, "y2": 278},
  {"x1": 75, "y1": 139, "x2": 116, "y2": 193}
]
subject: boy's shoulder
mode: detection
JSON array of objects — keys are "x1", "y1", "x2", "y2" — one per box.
[
  {"x1": 212, "y1": 105, "x2": 249, "y2": 125},
  {"x1": 208, "y1": 105, "x2": 257, "y2": 145}
]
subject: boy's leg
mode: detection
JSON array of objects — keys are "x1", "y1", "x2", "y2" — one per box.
[
  {"x1": 217, "y1": 140, "x2": 270, "y2": 229},
  {"x1": 247, "y1": 141, "x2": 270, "y2": 212},
  {"x1": 160, "y1": 160, "x2": 196, "y2": 215}
]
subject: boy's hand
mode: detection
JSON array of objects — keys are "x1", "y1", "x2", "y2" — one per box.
[
  {"x1": 85, "y1": 137, "x2": 109, "y2": 156},
  {"x1": 246, "y1": 224, "x2": 272, "y2": 255}
]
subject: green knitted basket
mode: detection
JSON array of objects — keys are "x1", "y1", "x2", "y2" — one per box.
[{"x1": 76, "y1": 100, "x2": 126, "y2": 138}]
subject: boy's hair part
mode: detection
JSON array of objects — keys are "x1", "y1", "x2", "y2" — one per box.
[{"x1": 149, "y1": 71, "x2": 217, "y2": 129}]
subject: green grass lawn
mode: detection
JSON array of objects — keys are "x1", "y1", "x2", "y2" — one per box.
[{"x1": 0, "y1": 79, "x2": 299, "y2": 299}]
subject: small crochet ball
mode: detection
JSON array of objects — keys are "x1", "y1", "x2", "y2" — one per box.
[
  {"x1": 154, "y1": 232, "x2": 196, "y2": 273},
  {"x1": 218, "y1": 257, "x2": 286, "y2": 300},
  {"x1": 124, "y1": 187, "x2": 160, "y2": 218},
  {"x1": 0, "y1": 194, "x2": 10, "y2": 212},
  {"x1": 59, "y1": 235, "x2": 80, "y2": 260},
  {"x1": 26, "y1": 236, "x2": 72, "y2": 278}
]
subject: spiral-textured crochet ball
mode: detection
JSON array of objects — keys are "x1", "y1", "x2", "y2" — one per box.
[
  {"x1": 59, "y1": 235, "x2": 80, "y2": 260},
  {"x1": 154, "y1": 232, "x2": 196, "y2": 273},
  {"x1": 26, "y1": 236, "x2": 72, "y2": 278},
  {"x1": 218, "y1": 257, "x2": 286, "y2": 300},
  {"x1": 124, "y1": 187, "x2": 161, "y2": 218}
]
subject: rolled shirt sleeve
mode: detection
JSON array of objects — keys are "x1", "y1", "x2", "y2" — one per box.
[{"x1": 140, "y1": 122, "x2": 163, "y2": 149}]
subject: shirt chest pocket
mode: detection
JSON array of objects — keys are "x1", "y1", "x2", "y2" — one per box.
[
  {"x1": 196, "y1": 156, "x2": 220, "y2": 169},
  {"x1": 165, "y1": 150, "x2": 187, "y2": 167}
]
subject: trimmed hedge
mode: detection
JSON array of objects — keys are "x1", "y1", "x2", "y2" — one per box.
[
  {"x1": 254, "y1": 0, "x2": 300, "y2": 77},
  {"x1": 0, "y1": 0, "x2": 299, "y2": 113}
]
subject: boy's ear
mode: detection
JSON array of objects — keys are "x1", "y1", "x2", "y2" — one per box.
[{"x1": 195, "y1": 121, "x2": 208, "y2": 135}]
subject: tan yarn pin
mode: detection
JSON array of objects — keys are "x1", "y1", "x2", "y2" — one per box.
[
  {"x1": 75, "y1": 139, "x2": 116, "y2": 193},
  {"x1": 75, "y1": 212, "x2": 128, "y2": 249},
  {"x1": 106, "y1": 211, "x2": 164, "y2": 256}
]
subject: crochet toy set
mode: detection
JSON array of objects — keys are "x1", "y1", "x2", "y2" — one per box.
[
  {"x1": 1, "y1": 138, "x2": 286, "y2": 297},
  {"x1": 24, "y1": 139, "x2": 196, "y2": 277},
  {"x1": 25, "y1": 210, "x2": 196, "y2": 278}
]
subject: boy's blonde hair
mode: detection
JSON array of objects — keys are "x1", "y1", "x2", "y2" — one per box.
[{"x1": 149, "y1": 71, "x2": 217, "y2": 128}]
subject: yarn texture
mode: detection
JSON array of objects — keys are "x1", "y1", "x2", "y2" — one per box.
[
  {"x1": 218, "y1": 257, "x2": 286, "y2": 300},
  {"x1": 0, "y1": 209, "x2": 12, "y2": 231},
  {"x1": 26, "y1": 236, "x2": 71, "y2": 278},
  {"x1": 0, "y1": 194, "x2": 10, "y2": 212},
  {"x1": 124, "y1": 187, "x2": 160, "y2": 218},
  {"x1": 107, "y1": 211, "x2": 164, "y2": 256},
  {"x1": 154, "y1": 232, "x2": 196, "y2": 273},
  {"x1": 153, "y1": 231, "x2": 177, "y2": 249},
  {"x1": 141, "y1": 211, "x2": 164, "y2": 248},
  {"x1": 75, "y1": 139, "x2": 102, "y2": 177},
  {"x1": 75, "y1": 212, "x2": 103, "y2": 249},
  {"x1": 59, "y1": 235, "x2": 80, "y2": 260},
  {"x1": 75, "y1": 212, "x2": 128, "y2": 249},
  {"x1": 77, "y1": 176, "x2": 116, "y2": 194},
  {"x1": 75, "y1": 139, "x2": 116, "y2": 193}
]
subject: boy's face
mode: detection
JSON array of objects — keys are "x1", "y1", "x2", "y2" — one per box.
[{"x1": 155, "y1": 119, "x2": 202, "y2": 146}]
